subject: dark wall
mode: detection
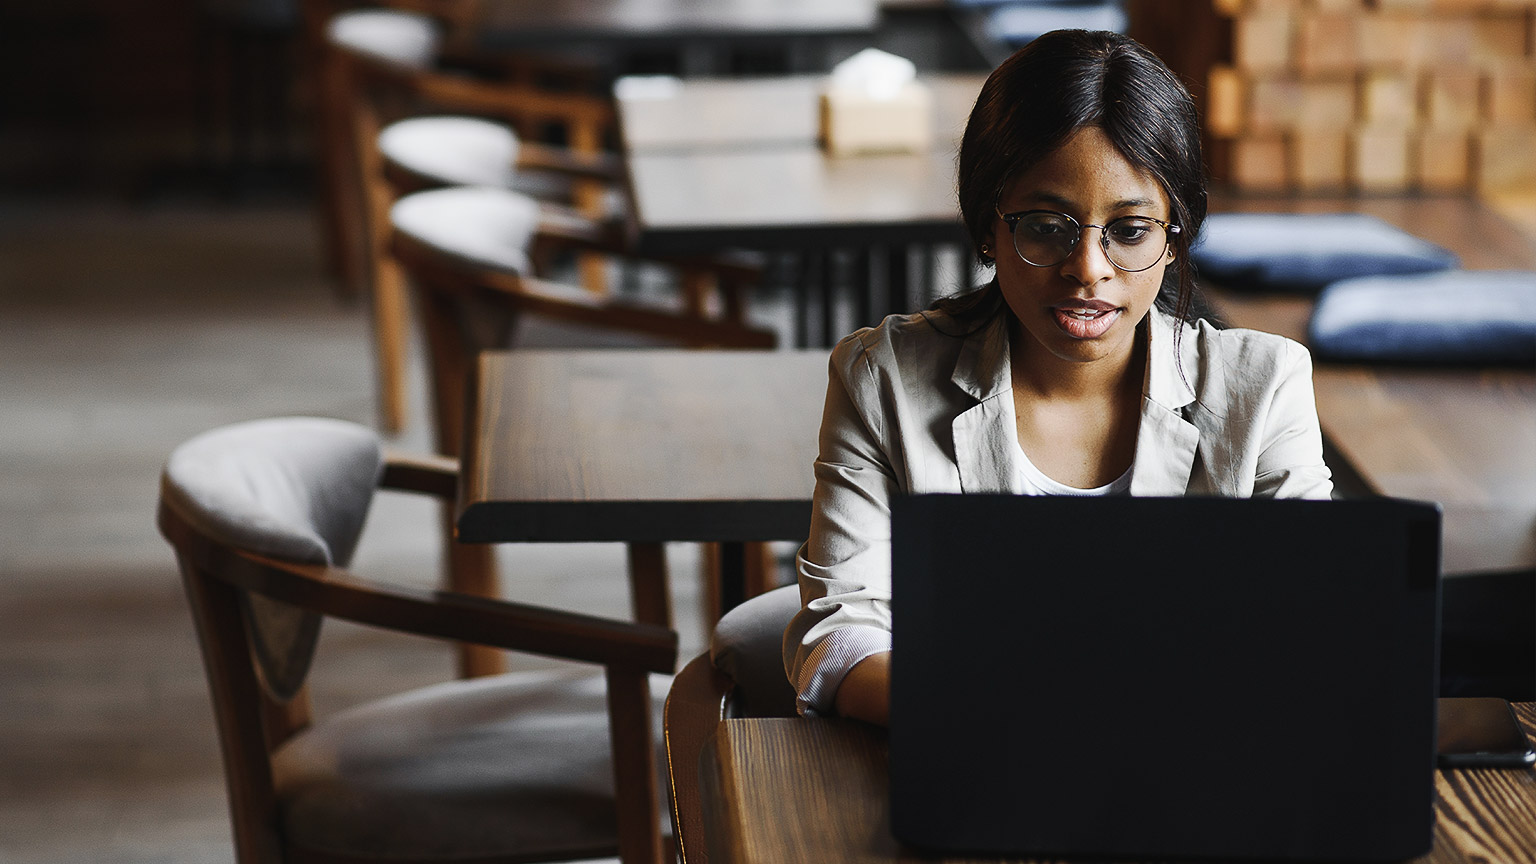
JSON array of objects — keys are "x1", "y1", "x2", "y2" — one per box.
[{"x1": 0, "y1": 0, "x2": 307, "y2": 195}]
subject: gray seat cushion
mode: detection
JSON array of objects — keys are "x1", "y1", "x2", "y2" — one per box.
[
  {"x1": 159, "y1": 416, "x2": 381, "y2": 568},
  {"x1": 380, "y1": 116, "x2": 520, "y2": 189},
  {"x1": 1309, "y1": 270, "x2": 1536, "y2": 365},
  {"x1": 160, "y1": 416, "x2": 383, "y2": 700},
  {"x1": 710, "y1": 585, "x2": 801, "y2": 718},
  {"x1": 391, "y1": 186, "x2": 540, "y2": 275},
  {"x1": 273, "y1": 669, "x2": 669, "y2": 860},
  {"x1": 326, "y1": 8, "x2": 440, "y2": 68}
]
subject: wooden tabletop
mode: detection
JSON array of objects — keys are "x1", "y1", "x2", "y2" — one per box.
[
  {"x1": 464, "y1": 0, "x2": 879, "y2": 52},
  {"x1": 1204, "y1": 193, "x2": 1536, "y2": 575},
  {"x1": 704, "y1": 710, "x2": 1536, "y2": 864},
  {"x1": 457, "y1": 349, "x2": 828, "y2": 544},
  {"x1": 617, "y1": 74, "x2": 986, "y2": 255}
]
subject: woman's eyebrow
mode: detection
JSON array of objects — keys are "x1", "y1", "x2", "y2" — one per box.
[{"x1": 1012, "y1": 192, "x2": 1158, "y2": 211}]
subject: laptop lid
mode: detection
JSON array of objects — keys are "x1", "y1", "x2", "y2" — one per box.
[{"x1": 889, "y1": 494, "x2": 1441, "y2": 863}]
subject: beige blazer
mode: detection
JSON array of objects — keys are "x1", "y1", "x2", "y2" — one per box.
[{"x1": 784, "y1": 306, "x2": 1334, "y2": 714}]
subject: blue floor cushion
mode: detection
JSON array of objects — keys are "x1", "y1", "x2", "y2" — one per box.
[
  {"x1": 1193, "y1": 213, "x2": 1459, "y2": 293},
  {"x1": 1309, "y1": 270, "x2": 1536, "y2": 365}
]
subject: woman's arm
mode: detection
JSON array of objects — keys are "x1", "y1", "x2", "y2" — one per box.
[
  {"x1": 1253, "y1": 340, "x2": 1334, "y2": 499},
  {"x1": 784, "y1": 334, "x2": 902, "y2": 718},
  {"x1": 834, "y1": 651, "x2": 891, "y2": 726}
]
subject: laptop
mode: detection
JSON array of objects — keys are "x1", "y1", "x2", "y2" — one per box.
[{"x1": 889, "y1": 494, "x2": 1442, "y2": 863}]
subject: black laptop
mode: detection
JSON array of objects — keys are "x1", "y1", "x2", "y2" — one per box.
[{"x1": 889, "y1": 494, "x2": 1442, "y2": 862}]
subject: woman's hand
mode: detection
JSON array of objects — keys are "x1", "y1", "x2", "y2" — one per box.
[{"x1": 834, "y1": 651, "x2": 891, "y2": 726}]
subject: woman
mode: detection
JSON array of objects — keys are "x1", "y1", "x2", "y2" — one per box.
[{"x1": 784, "y1": 30, "x2": 1334, "y2": 726}]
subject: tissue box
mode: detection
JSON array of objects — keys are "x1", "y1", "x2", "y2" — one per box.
[{"x1": 819, "y1": 80, "x2": 934, "y2": 156}]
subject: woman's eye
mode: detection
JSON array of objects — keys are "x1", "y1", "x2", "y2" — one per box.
[
  {"x1": 1024, "y1": 220, "x2": 1067, "y2": 238},
  {"x1": 1109, "y1": 221, "x2": 1153, "y2": 244}
]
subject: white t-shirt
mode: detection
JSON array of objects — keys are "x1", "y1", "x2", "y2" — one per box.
[{"x1": 1015, "y1": 440, "x2": 1133, "y2": 496}]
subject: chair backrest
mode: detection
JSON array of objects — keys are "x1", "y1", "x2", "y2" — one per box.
[
  {"x1": 158, "y1": 417, "x2": 383, "y2": 864},
  {"x1": 709, "y1": 585, "x2": 801, "y2": 718},
  {"x1": 665, "y1": 585, "x2": 801, "y2": 863}
]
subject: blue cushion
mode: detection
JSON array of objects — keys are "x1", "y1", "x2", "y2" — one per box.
[
  {"x1": 1193, "y1": 213, "x2": 1459, "y2": 294},
  {"x1": 1309, "y1": 271, "x2": 1536, "y2": 365},
  {"x1": 980, "y1": 3, "x2": 1127, "y2": 43}
]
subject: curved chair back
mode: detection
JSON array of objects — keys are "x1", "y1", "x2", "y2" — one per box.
[
  {"x1": 664, "y1": 585, "x2": 801, "y2": 863},
  {"x1": 159, "y1": 417, "x2": 383, "y2": 863}
]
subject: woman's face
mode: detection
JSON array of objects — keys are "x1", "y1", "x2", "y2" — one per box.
[{"x1": 992, "y1": 125, "x2": 1174, "y2": 369}]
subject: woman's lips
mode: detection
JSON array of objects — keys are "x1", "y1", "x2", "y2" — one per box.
[{"x1": 1051, "y1": 300, "x2": 1121, "y2": 340}]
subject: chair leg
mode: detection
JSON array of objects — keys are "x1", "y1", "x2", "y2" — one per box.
[
  {"x1": 371, "y1": 255, "x2": 412, "y2": 435},
  {"x1": 743, "y1": 541, "x2": 779, "y2": 598},
  {"x1": 627, "y1": 542, "x2": 672, "y2": 630},
  {"x1": 443, "y1": 507, "x2": 507, "y2": 678},
  {"x1": 607, "y1": 667, "x2": 665, "y2": 864}
]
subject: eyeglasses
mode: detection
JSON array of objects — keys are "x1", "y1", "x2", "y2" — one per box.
[{"x1": 994, "y1": 206, "x2": 1180, "y2": 273}]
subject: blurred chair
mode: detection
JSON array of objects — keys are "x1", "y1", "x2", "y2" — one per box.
[
  {"x1": 159, "y1": 416, "x2": 676, "y2": 864},
  {"x1": 664, "y1": 585, "x2": 800, "y2": 863},
  {"x1": 310, "y1": 3, "x2": 616, "y2": 434}
]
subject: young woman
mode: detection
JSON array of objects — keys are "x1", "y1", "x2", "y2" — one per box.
[{"x1": 784, "y1": 30, "x2": 1334, "y2": 726}]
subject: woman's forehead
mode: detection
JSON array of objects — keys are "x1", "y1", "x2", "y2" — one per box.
[{"x1": 1001, "y1": 126, "x2": 1169, "y2": 214}]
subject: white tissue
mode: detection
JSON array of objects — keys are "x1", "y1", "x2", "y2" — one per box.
[{"x1": 828, "y1": 48, "x2": 917, "y2": 101}]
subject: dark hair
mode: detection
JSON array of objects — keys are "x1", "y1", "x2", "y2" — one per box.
[{"x1": 939, "y1": 29, "x2": 1212, "y2": 328}]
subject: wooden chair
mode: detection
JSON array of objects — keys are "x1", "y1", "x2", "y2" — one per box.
[
  {"x1": 311, "y1": 3, "x2": 618, "y2": 434},
  {"x1": 159, "y1": 416, "x2": 677, "y2": 864},
  {"x1": 664, "y1": 586, "x2": 802, "y2": 863}
]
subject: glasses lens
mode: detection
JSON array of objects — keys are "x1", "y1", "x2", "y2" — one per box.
[
  {"x1": 1102, "y1": 217, "x2": 1170, "y2": 272},
  {"x1": 1012, "y1": 212, "x2": 1078, "y2": 267}
]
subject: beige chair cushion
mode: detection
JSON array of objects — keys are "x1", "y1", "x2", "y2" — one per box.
[
  {"x1": 273, "y1": 669, "x2": 669, "y2": 860},
  {"x1": 391, "y1": 185, "x2": 541, "y2": 275},
  {"x1": 326, "y1": 8, "x2": 440, "y2": 68}
]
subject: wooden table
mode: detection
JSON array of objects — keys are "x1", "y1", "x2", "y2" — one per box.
[
  {"x1": 616, "y1": 73, "x2": 987, "y2": 345},
  {"x1": 1204, "y1": 193, "x2": 1536, "y2": 575},
  {"x1": 457, "y1": 349, "x2": 828, "y2": 611},
  {"x1": 457, "y1": 0, "x2": 878, "y2": 74},
  {"x1": 703, "y1": 711, "x2": 1536, "y2": 864}
]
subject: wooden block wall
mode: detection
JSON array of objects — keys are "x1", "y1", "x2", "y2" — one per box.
[{"x1": 1194, "y1": 0, "x2": 1536, "y2": 194}]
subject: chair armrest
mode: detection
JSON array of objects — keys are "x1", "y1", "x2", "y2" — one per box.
[
  {"x1": 407, "y1": 67, "x2": 614, "y2": 132},
  {"x1": 530, "y1": 208, "x2": 764, "y2": 287},
  {"x1": 217, "y1": 545, "x2": 677, "y2": 673},
  {"x1": 497, "y1": 274, "x2": 778, "y2": 349},
  {"x1": 379, "y1": 450, "x2": 459, "y2": 499},
  {"x1": 517, "y1": 142, "x2": 623, "y2": 181}
]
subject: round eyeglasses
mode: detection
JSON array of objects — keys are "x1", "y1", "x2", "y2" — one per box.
[{"x1": 994, "y1": 207, "x2": 1181, "y2": 273}]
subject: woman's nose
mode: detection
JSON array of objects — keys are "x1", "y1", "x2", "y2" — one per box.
[{"x1": 1059, "y1": 227, "x2": 1116, "y2": 286}]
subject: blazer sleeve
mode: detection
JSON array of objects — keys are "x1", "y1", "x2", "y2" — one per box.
[
  {"x1": 784, "y1": 333, "x2": 901, "y2": 715},
  {"x1": 1251, "y1": 339, "x2": 1334, "y2": 500}
]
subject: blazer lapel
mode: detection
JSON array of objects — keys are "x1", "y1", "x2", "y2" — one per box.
[
  {"x1": 1130, "y1": 311, "x2": 1201, "y2": 496},
  {"x1": 950, "y1": 316, "x2": 1022, "y2": 494}
]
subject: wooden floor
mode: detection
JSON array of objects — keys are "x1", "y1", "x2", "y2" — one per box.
[{"x1": 0, "y1": 197, "x2": 758, "y2": 864}]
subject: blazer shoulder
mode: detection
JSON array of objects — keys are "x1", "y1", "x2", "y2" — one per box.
[
  {"x1": 1189, "y1": 321, "x2": 1313, "y2": 409},
  {"x1": 1194, "y1": 320, "x2": 1311, "y2": 376},
  {"x1": 832, "y1": 310, "x2": 962, "y2": 380}
]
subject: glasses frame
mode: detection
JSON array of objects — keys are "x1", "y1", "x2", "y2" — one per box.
[{"x1": 993, "y1": 204, "x2": 1181, "y2": 273}]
